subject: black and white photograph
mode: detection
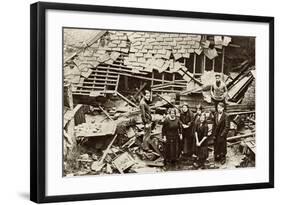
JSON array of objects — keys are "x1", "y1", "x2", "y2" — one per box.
[{"x1": 63, "y1": 28, "x2": 256, "y2": 176}]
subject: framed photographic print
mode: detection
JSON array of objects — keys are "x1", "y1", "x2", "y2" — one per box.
[{"x1": 30, "y1": 1, "x2": 274, "y2": 203}]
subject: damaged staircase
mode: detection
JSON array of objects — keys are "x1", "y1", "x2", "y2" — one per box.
[{"x1": 73, "y1": 67, "x2": 120, "y2": 97}]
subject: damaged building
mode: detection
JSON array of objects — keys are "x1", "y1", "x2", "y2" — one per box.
[{"x1": 63, "y1": 29, "x2": 256, "y2": 176}]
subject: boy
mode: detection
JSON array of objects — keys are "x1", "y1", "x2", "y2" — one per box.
[{"x1": 213, "y1": 102, "x2": 229, "y2": 164}]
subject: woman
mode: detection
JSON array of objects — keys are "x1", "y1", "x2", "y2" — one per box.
[
  {"x1": 162, "y1": 108, "x2": 182, "y2": 165},
  {"x1": 194, "y1": 113, "x2": 209, "y2": 168},
  {"x1": 180, "y1": 103, "x2": 194, "y2": 158}
]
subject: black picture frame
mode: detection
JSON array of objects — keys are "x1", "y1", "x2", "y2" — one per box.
[{"x1": 30, "y1": 1, "x2": 274, "y2": 203}]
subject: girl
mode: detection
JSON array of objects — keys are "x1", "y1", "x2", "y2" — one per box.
[
  {"x1": 194, "y1": 113, "x2": 209, "y2": 168},
  {"x1": 180, "y1": 103, "x2": 194, "y2": 158}
]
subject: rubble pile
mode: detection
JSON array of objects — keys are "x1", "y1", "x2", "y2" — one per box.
[
  {"x1": 64, "y1": 91, "x2": 255, "y2": 176},
  {"x1": 63, "y1": 29, "x2": 256, "y2": 176}
]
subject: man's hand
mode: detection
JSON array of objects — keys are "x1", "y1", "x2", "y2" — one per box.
[{"x1": 163, "y1": 136, "x2": 167, "y2": 142}]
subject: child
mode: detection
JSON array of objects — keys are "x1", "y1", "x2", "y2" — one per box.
[
  {"x1": 194, "y1": 113, "x2": 209, "y2": 168},
  {"x1": 213, "y1": 102, "x2": 229, "y2": 164},
  {"x1": 180, "y1": 103, "x2": 194, "y2": 158}
]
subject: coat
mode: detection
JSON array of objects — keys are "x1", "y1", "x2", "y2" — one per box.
[
  {"x1": 194, "y1": 122, "x2": 209, "y2": 160},
  {"x1": 180, "y1": 110, "x2": 194, "y2": 155},
  {"x1": 162, "y1": 117, "x2": 182, "y2": 161},
  {"x1": 212, "y1": 112, "x2": 230, "y2": 157}
]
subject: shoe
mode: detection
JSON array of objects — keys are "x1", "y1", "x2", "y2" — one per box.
[
  {"x1": 220, "y1": 158, "x2": 226, "y2": 165},
  {"x1": 193, "y1": 162, "x2": 199, "y2": 168}
]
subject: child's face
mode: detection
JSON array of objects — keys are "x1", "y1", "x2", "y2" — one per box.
[
  {"x1": 170, "y1": 111, "x2": 176, "y2": 118},
  {"x1": 182, "y1": 106, "x2": 188, "y2": 112},
  {"x1": 144, "y1": 92, "x2": 150, "y2": 101},
  {"x1": 200, "y1": 115, "x2": 205, "y2": 123},
  {"x1": 218, "y1": 105, "x2": 224, "y2": 113}
]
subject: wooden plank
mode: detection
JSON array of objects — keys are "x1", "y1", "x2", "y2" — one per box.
[
  {"x1": 91, "y1": 134, "x2": 118, "y2": 171},
  {"x1": 193, "y1": 53, "x2": 196, "y2": 75},
  {"x1": 133, "y1": 82, "x2": 147, "y2": 98},
  {"x1": 99, "y1": 106, "x2": 114, "y2": 121},
  {"x1": 180, "y1": 66, "x2": 203, "y2": 86},
  {"x1": 88, "y1": 74, "x2": 119, "y2": 79},
  {"x1": 152, "y1": 89, "x2": 182, "y2": 93},
  {"x1": 118, "y1": 73, "x2": 171, "y2": 83},
  {"x1": 227, "y1": 62, "x2": 249, "y2": 88},
  {"x1": 116, "y1": 91, "x2": 138, "y2": 108},
  {"x1": 244, "y1": 141, "x2": 256, "y2": 154},
  {"x1": 221, "y1": 47, "x2": 225, "y2": 74},
  {"x1": 228, "y1": 111, "x2": 255, "y2": 116},
  {"x1": 227, "y1": 132, "x2": 255, "y2": 141},
  {"x1": 115, "y1": 75, "x2": 120, "y2": 92}
]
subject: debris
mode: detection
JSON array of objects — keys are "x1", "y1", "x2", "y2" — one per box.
[
  {"x1": 204, "y1": 48, "x2": 218, "y2": 60},
  {"x1": 112, "y1": 152, "x2": 135, "y2": 173},
  {"x1": 98, "y1": 105, "x2": 114, "y2": 121},
  {"x1": 155, "y1": 93, "x2": 179, "y2": 111},
  {"x1": 145, "y1": 158, "x2": 165, "y2": 167},
  {"x1": 91, "y1": 134, "x2": 118, "y2": 171},
  {"x1": 116, "y1": 91, "x2": 138, "y2": 108},
  {"x1": 106, "y1": 163, "x2": 113, "y2": 174},
  {"x1": 227, "y1": 132, "x2": 255, "y2": 141},
  {"x1": 179, "y1": 66, "x2": 203, "y2": 86},
  {"x1": 228, "y1": 72, "x2": 254, "y2": 102},
  {"x1": 75, "y1": 121, "x2": 116, "y2": 138},
  {"x1": 133, "y1": 82, "x2": 147, "y2": 99},
  {"x1": 223, "y1": 36, "x2": 232, "y2": 46}
]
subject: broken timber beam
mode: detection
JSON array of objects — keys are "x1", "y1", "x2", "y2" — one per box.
[
  {"x1": 227, "y1": 132, "x2": 255, "y2": 141},
  {"x1": 155, "y1": 93, "x2": 180, "y2": 111},
  {"x1": 91, "y1": 134, "x2": 118, "y2": 171},
  {"x1": 116, "y1": 91, "x2": 138, "y2": 108},
  {"x1": 180, "y1": 67, "x2": 203, "y2": 86},
  {"x1": 133, "y1": 82, "x2": 147, "y2": 99},
  {"x1": 228, "y1": 111, "x2": 255, "y2": 116},
  {"x1": 98, "y1": 106, "x2": 114, "y2": 121}
]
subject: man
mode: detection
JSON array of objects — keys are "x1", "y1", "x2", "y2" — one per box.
[
  {"x1": 139, "y1": 90, "x2": 153, "y2": 151},
  {"x1": 213, "y1": 102, "x2": 229, "y2": 164},
  {"x1": 179, "y1": 103, "x2": 194, "y2": 158},
  {"x1": 210, "y1": 74, "x2": 228, "y2": 110}
]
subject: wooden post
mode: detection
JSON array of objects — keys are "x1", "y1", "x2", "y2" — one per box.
[
  {"x1": 161, "y1": 73, "x2": 165, "y2": 95},
  {"x1": 65, "y1": 83, "x2": 77, "y2": 164},
  {"x1": 221, "y1": 47, "x2": 225, "y2": 75},
  {"x1": 202, "y1": 55, "x2": 206, "y2": 73},
  {"x1": 151, "y1": 72, "x2": 154, "y2": 87},
  {"x1": 212, "y1": 58, "x2": 215, "y2": 72},
  {"x1": 202, "y1": 35, "x2": 207, "y2": 74},
  {"x1": 193, "y1": 54, "x2": 196, "y2": 75},
  {"x1": 67, "y1": 83, "x2": 74, "y2": 110}
]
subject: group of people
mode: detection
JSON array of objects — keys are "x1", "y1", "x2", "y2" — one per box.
[
  {"x1": 139, "y1": 74, "x2": 229, "y2": 168},
  {"x1": 161, "y1": 102, "x2": 229, "y2": 168}
]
